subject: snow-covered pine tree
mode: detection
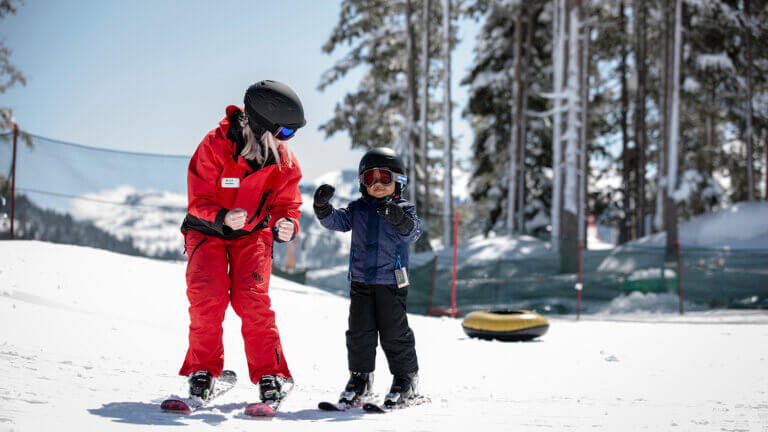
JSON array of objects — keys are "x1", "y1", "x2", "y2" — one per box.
[
  {"x1": 462, "y1": 0, "x2": 552, "y2": 237},
  {"x1": 318, "y1": 0, "x2": 454, "y2": 250}
]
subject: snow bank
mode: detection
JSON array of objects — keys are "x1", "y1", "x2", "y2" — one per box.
[
  {"x1": 412, "y1": 233, "x2": 552, "y2": 269},
  {"x1": 630, "y1": 201, "x2": 768, "y2": 250},
  {"x1": 600, "y1": 202, "x2": 768, "y2": 273}
]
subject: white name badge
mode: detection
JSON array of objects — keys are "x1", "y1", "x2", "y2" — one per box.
[{"x1": 222, "y1": 178, "x2": 240, "y2": 188}]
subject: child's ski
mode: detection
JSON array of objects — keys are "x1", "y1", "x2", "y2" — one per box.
[
  {"x1": 160, "y1": 370, "x2": 237, "y2": 414},
  {"x1": 318, "y1": 394, "x2": 377, "y2": 411},
  {"x1": 362, "y1": 395, "x2": 430, "y2": 413}
]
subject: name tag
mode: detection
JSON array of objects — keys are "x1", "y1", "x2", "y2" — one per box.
[{"x1": 222, "y1": 178, "x2": 240, "y2": 188}]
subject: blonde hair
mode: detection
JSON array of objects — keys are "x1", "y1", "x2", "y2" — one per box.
[{"x1": 238, "y1": 115, "x2": 293, "y2": 170}]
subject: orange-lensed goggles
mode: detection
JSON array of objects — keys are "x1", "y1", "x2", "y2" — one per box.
[{"x1": 360, "y1": 168, "x2": 394, "y2": 187}]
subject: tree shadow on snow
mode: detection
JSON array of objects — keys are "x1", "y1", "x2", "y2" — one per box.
[{"x1": 88, "y1": 401, "x2": 230, "y2": 426}]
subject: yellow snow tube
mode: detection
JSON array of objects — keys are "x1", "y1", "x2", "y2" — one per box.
[{"x1": 462, "y1": 310, "x2": 549, "y2": 341}]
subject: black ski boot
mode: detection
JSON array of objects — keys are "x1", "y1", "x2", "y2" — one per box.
[
  {"x1": 188, "y1": 370, "x2": 215, "y2": 400},
  {"x1": 384, "y1": 372, "x2": 418, "y2": 407},
  {"x1": 339, "y1": 372, "x2": 374, "y2": 404},
  {"x1": 258, "y1": 375, "x2": 294, "y2": 402}
]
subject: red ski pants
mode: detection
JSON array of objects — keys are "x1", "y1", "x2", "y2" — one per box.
[{"x1": 178, "y1": 229, "x2": 291, "y2": 384}]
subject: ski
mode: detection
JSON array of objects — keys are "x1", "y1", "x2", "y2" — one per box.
[
  {"x1": 244, "y1": 379, "x2": 294, "y2": 417},
  {"x1": 362, "y1": 395, "x2": 430, "y2": 413},
  {"x1": 161, "y1": 370, "x2": 237, "y2": 414},
  {"x1": 318, "y1": 394, "x2": 377, "y2": 411}
]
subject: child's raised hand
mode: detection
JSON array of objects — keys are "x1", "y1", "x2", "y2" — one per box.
[{"x1": 314, "y1": 184, "x2": 335, "y2": 207}]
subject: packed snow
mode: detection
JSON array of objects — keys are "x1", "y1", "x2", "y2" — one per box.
[
  {"x1": 1, "y1": 241, "x2": 767, "y2": 431},
  {"x1": 624, "y1": 201, "x2": 768, "y2": 250}
]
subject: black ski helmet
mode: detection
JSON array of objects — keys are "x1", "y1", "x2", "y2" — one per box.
[
  {"x1": 358, "y1": 147, "x2": 407, "y2": 197},
  {"x1": 244, "y1": 80, "x2": 306, "y2": 136}
]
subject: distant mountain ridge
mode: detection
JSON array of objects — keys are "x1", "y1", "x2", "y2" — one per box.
[{"x1": 61, "y1": 170, "x2": 362, "y2": 268}]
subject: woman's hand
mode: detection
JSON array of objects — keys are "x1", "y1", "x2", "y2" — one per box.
[
  {"x1": 224, "y1": 208, "x2": 248, "y2": 230},
  {"x1": 275, "y1": 218, "x2": 295, "y2": 242}
]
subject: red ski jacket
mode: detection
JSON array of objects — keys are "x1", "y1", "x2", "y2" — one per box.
[{"x1": 181, "y1": 105, "x2": 302, "y2": 241}]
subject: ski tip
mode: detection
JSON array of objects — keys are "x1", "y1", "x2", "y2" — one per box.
[
  {"x1": 318, "y1": 401, "x2": 342, "y2": 411},
  {"x1": 362, "y1": 402, "x2": 387, "y2": 413},
  {"x1": 245, "y1": 403, "x2": 276, "y2": 417},
  {"x1": 161, "y1": 399, "x2": 191, "y2": 413}
]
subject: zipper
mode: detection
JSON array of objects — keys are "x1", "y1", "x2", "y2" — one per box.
[
  {"x1": 348, "y1": 250, "x2": 354, "y2": 281},
  {"x1": 248, "y1": 190, "x2": 273, "y2": 224},
  {"x1": 275, "y1": 348, "x2": 280, "y2": 365},
  {"x1": 189, "y1": 238, "x2": 207, "y2": 262}
]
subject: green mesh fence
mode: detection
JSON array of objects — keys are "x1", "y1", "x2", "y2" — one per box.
[{"x1": 408, "y1": 245, "x2": 768, "y2": 315}]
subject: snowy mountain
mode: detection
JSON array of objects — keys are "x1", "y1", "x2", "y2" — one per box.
[
  {"x1": 2, "y1": 241, "x2": 767, "y2": 431},
  {"x1": 71, "y1": 186, "x2": 187, "y2": 259},
  {"x1": 66, "y1": 169, "x2": 362, "y2": 266}
]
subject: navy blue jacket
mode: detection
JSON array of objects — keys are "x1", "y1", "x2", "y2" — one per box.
[{"x1": 318, "y1": 197, "x2": 422, "y2": 285}]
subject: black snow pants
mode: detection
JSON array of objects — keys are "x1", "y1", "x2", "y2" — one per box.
[{"x1": 346, "y1": 281, "x2": 418, "y2": 377}]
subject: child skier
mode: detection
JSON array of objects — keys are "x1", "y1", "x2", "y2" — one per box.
[{"x1": 313, "y1": 147, "x2": 423, "y2": 408}]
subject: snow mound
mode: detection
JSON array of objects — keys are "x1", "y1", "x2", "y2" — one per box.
[
  {"x1": 597, "y1": 292, "x2": 705, "y2": 314},
  {"x1": 631, "y1": 202, "x2": 768, "y2": 250},
  {"x1": 413, "y1": 233, "x2": 551, "y2": 269}
]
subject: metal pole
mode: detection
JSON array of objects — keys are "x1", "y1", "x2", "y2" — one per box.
[
  {"x1": 9, "y1": 123, "x2": 19, "y2": 240},
  {"x1": 577, "y1": 242, "x2": 583, "y2": 319},
  {"x1": 428, "y1": 253, "x2": 438, "y2": 315},
  {"x1": 450, "y1": 210, "x2": 459, "y2": 318},
  {"x1": 676, "y1": 240, "x2": 683, "y2": 314}
]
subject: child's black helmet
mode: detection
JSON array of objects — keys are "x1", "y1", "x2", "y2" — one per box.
[
  {"x1": 358, "y1": 148, "x2": 407, "y2": 198},
  {"x1": 358, "y1": 148, "x2": 406, "y2": 175}
]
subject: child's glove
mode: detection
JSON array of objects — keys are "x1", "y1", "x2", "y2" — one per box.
[
  {"x1": 377, "y1": 201, "x2": 414, "y2": 234},
  {"x1": 313, "y1": 184, "x2": 335, "y2": 219}
]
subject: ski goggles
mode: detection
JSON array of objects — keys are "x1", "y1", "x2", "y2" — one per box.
[
  {"x1": 247, "y1": 110, "x2": 299, "y2": 141},
  {"x1": 359, "y1": 168, "x2": 408, "y2": 187},
  {"x1": 273, "y1": 126, "x2": 296, "y2": 141}
]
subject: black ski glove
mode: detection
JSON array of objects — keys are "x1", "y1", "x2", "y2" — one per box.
[
  {"x1": 377, "y1": 201, "x2": 414, "y2": 234},
  {"x1": 313, "y1": 184, "x2": 335, "y2": 219}
]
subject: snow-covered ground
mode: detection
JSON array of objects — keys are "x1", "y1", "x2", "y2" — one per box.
[
  {"x1": 626, "y1": 201, "x2": 768, "y2": 250},
  {"x1": 2, "y1": 241, "x2": 768, "y2": 431}
]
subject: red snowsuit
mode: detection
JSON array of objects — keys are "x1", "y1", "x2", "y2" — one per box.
[{"x1": 179, "y1": 105, "x2": 302, "y2": 384}]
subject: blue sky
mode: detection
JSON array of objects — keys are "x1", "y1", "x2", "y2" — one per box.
[{"x1": 2, "y1": 0, "x2": 481, "y2": 181}]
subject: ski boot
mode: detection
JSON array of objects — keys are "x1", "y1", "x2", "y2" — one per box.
[
  {"x1": 383, "y1": 372, "x2": 418, "y2": 407},
  {"x1": 339, "y1": 372, "x2": 375, "y2": 405},
  {"x1": 188, "y1": 370, "x2": 216, "y2": 401},
  {"x1": 258, "y1": 375, "x2": 294, "y2": 402}
]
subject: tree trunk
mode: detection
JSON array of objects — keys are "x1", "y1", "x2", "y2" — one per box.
[
  {"x1": 517, "y1": 5, "x2": 536, "y2": 233},
  {"x1": 745, "y1": 0, "x2": 755, "y2": 201},
  {"x1": 420, "y1": 0, "x2": 431, "y2": 220},
  {"x1": 442, "y1": 0, "x2": 454, "y2": 246},
  {"x1": 655, "y1": 0, "x2": 670, "y2": 234},
  {"x1": 665, "y1": 0, "x2": 682, "y2": 255},
  {"x1": 634, "y1": 0, "x2": 647, "y2": 237},
  {"x1": 551, "y1": 0, "x2": 566, "y2": 252},
  {"x1": 405, "y1": 0, "x2": 418, "y2": 208},
  {"x1": 561, "y1": 0, "x2": 580, "y2": 273},
  {"x1": 619, "y1": 1, "x2": 631, "y2": 244},
  {"x1": 508, "y1": 6, "x2": 523, "y2": 233},
  {"x1": 578, "y1": 8, "x2": 590, "y2": 247}
]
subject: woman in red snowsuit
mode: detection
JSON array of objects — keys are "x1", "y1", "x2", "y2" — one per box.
[{"x1": 178, "y1": 81, "x2": 304, "y2": 402}]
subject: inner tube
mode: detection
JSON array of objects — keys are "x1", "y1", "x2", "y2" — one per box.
[{"x1": 462, "y1": 310, "x2": 549, "y2": 342}]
